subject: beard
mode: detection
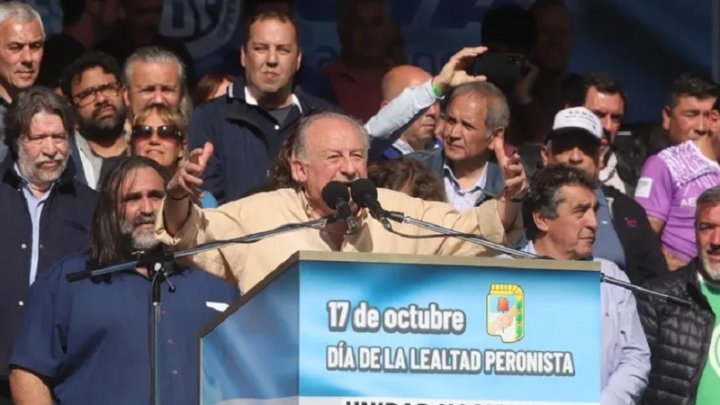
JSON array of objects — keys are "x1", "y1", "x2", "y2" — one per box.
[
  {"x1": 78, "y1": 102, "x2": 127, "y2": 142},
  {"x1": 701, "y1": 252, "x2": 720, "y2": 281},
  {"x1": 17, "y1": 149, "x2": 68, "y2": 187},
  {"x1": 120, "y1": 212, "x2": 159, "y2": 252}
]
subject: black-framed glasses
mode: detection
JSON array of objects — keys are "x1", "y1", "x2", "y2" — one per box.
[
  {"x1": 72, "y1": 82, "x2": 122, "y2": 107},
  {"x1": 131, "y1": 124, "x2": 182, "y2": 141}
]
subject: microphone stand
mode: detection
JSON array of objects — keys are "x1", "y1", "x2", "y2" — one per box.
[
  {"x1": 65, "y1": 216, "x2": 331, "y2": 405},
  {"x1": 381, "y1": 210, "x2": 537, "y2": 259},
  {"x1": 380, "y1": 210, "x2": 692, "y2": 306}
]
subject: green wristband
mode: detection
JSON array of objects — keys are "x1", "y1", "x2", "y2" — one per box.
[{"x1": 431, "y1": 84, "x2": 444, "y2": 98}]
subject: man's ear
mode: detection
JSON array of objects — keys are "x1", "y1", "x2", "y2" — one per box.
[
  {"x1": 487, "y1": 127, "x2": 505, "y2": 151},
  {"x1": 295, "y1": 49, "x2": 303, "y2": 73},
  {"x1": 240, "y1": 46, "x2": 247, "y2": 69},
  {"x1": 541, "y1": 143, "x2": 550, "y2": 167},
  {"x1": 123, "y1": 87, "x2": 130, "y2": 109},
  {"x1": 290, "y1": 156, "x2": 307, "y2": 183},
  {"x1": 532, "y1": 211, "x2": 550, "y2": 233},
  {"x1": 662, "y1": 105, "x2": 672, "y2": 131}
]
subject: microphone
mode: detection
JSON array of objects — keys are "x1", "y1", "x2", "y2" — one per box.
[
  {"x1": 350, "y1": 179, "x2": 392, "y2": 230},
  {"x1": 321, "y1": 181, "x2": 358, "y2": 234}
]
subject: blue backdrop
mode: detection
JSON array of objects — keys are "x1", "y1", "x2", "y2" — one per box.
[{"x1": 26, "y1": 0, "x2": 716, "y2": 123}]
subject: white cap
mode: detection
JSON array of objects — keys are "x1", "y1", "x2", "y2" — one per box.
[{"x1": 550, "y1": 107, "x2": 603, "y2": 140}]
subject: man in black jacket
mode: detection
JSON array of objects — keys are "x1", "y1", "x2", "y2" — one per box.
[
  {"x1": 188, "y1": 11, "x2": 336, "y2": 203},
  {"x1": 637, "y1": 186, "x2": 720, "y2": 405},
  {"x1": 0, "y1": 87, "x2": 96, "y2": 404},
  {"x1": 539, "y1": 106, "x2": 667, "y2": 284}
]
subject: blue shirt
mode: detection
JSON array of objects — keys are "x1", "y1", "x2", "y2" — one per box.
[
  {"x1": 593, "y1": 188, "x2": 627, "y2": 271},
  {"x1": 10, "y1": 252, "x2": 239, "y2": 405},
  {"x1": 442, "y1": 162, "x2": 488, "y2": 210},
  {"x1": 15, "y1": 164, "x2": 53, "y2": 285}
]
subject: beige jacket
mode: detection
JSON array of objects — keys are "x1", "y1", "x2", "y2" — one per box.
[{"x1": 155, "y1": 188, "x2": 522, "y2": 293}]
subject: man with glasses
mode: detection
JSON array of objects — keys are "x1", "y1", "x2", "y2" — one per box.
[
  {"x1": 0, "y1": 88, "x2": 96, "y2": 404},
  {"x1": 59, "y1": 51, "x2": 128, "y2": 189}
]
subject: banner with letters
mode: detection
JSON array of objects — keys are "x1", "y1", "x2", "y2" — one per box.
[{"x1": 200, "y1": 252, "x2": 601, "y2": 405}]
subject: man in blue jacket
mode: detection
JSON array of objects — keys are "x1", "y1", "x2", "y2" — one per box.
[
  {"x1": 189, "y1": 10, "x2": 336, "y2": 203},
  {"x1": 0, "y1": 87, "x2": 96, "y2": 403},
  {"x1": 8, "y1": 156, "x2": 238, "y2": 405}
]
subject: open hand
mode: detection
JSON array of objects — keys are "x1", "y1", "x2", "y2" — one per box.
[{"x1": 432, "y1": 46, "x2": 488, "y2": 94}]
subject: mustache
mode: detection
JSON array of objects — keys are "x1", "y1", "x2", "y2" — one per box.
[
  {"x1": 92, "y1": 102, "x2": 117, "y2": 118},
  {"x1": 706, "y1": 244, "x2": 720, "y2": 255},
  {"x1": 133, "y1": 213, "x2": 156, "y2": 227},
  {"x1": 35, "y1": 154, "x2": 66, "y2": 165}
]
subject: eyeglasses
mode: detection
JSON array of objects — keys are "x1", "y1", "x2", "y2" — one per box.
[
  {"x1": 131, "y1": 124, "x2": 182, "y2": 141},
  {"x1": 72, "y1": 82, "x2": 122, "y2": 107}
]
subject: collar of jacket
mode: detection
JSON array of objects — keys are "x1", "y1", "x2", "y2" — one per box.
[
  {"x1": 224, "y1": 76, "x2": 313, "y2": 124},
  {"x1": 0, "y1": 151, "x2": 78, "y2": 194},
  {"x1": 442, "y1": 151, "x2": 504, "y2": 202}
]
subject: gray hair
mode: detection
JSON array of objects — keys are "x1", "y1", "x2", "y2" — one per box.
[
  {"x1": 3, "y1": 86, "x2": 75, "y2": 157},
  {"x1": 123, "y1": 46, "x2": 187, "y2": 92},
  {"x1": 0, "y1": 2, "x2": 44, "y2": 39},
  {"x1": 696, "y1": 186, "x2": 720, "y2": 222},
  {"x1": 292, "y1": 111, "x2": 370, "y2": 161},
  {"x1": 448, "y1": 81, "x2": 510, "y2": 139}
]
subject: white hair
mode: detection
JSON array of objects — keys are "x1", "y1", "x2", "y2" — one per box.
[{"x1": 0, "y1": 2, "x2": 44, "y2": 39}]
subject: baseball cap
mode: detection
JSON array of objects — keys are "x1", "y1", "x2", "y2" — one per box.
[{"x1": 546, "y1": 107, "x2": 603, "y2": 142}]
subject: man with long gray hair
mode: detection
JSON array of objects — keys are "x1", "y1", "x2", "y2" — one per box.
[
  {"x1": 0, "y1": 87, "x2": 95, "y2": 404},
  {"x1": 9, "y1": 156, "x2": 237, "y2": 404},
  {"x1": 0, "y1": 2, "x2": 45, "y2": 162},
  {"x1": 637, "y1": 185, "x2": 720, "y2": 404}
]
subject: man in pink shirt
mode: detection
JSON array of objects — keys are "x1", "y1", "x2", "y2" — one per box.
[{"x1": 635, "y1": 74, "x2": 720, "y2": 269}]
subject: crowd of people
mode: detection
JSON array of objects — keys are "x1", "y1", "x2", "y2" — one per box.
[{"x1": 0, "y1": 0, "x2": 719, "y2": 404}]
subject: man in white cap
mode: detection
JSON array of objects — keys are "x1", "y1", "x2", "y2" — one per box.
[{"x1": 540, "y1": 107, "x2": 668, "y2": 284}]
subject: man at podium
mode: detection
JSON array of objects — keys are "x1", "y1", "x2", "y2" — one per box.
[{"x1": 155, "y1": 111, "x2": 528, "y2": 293}]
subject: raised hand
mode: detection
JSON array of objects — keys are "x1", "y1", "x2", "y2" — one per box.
[
  {"x1": 167, "y1": 142, "x2": 214, "y2": 202},
  {"x1": 492, "y1": 132, "x2": 528, "y2": 202},
  {"x1": 432, "y1": 46, "x2": 488, "y2": 94}
]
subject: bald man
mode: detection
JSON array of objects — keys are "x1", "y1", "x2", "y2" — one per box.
[{"x1": 380, "y1": 65, "x2": 440, "y2": 159}]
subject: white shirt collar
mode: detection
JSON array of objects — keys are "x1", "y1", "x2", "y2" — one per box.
[{"x1": 243, "y1": 86, "x2": 303, "y2": 113}]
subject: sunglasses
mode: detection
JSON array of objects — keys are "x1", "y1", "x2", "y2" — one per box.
[{"x1": 131, "y1": 124, "x2": 182, "y2": 141}]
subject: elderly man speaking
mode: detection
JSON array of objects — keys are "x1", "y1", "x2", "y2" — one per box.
[{"x1": 156, "y1": 111, "x2": 528, "y2": 293}]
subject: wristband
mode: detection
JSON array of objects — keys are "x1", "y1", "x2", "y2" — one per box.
[{"x1": 431, "y1": 83, "x2": 444, "y2": 98}]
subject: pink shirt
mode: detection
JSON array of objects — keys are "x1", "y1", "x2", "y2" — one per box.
[{"x1": 635, "y1": 141, "x2": 720, "y2": 261}]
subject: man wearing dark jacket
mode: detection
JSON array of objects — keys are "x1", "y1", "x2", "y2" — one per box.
[
  {"x1": 408, "y1": 81, "x2": 516, "y2": 210},
  {"x1": 0, "y1": 88, "x2": 96, "y2": 404},
  {"x1": 637, "y1": 186, "x2": 720, "y2": 405},
  {"x1": 188, "y1": 11, "x2": 335, "y2": 203},
  {"x1": 540, "y1": 107, "x2": 667, "y2": 285}
]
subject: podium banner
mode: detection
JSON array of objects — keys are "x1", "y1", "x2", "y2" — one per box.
[{"x1": 201, "y1": 252, "x2": 601, "y2": 405}]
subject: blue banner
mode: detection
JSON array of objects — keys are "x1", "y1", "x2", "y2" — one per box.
[{"x1": 201, "y1": 253, "x2": 601, "y2": 405}]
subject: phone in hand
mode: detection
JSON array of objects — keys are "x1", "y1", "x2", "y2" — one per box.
[{"x1": 469, "y1": 53, "x2": 525, "y2": 85}]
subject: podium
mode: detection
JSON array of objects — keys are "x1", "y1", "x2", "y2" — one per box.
[{"x1": 199, "y1": 251, "x2": 601, "y2": 405}]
